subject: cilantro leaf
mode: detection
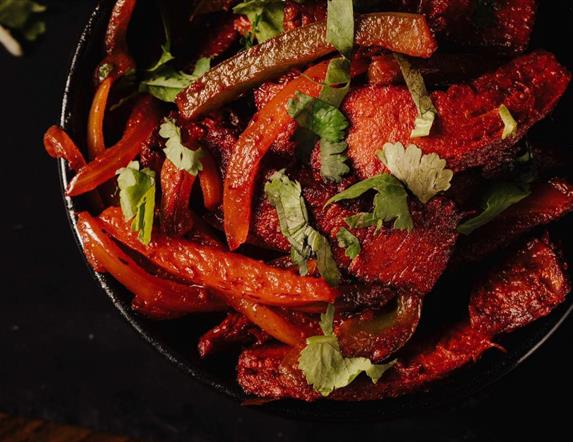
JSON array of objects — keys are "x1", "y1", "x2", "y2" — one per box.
[
  {"x1": 265, "y1": 170, "x2": 341, "y2": 286},
  {"x1": 288, "y1": 92, "x2": 350, "y2": 183},
  {"x1": 320, "y1": 140, "x2": 351, "y2": 184},
  {"x1": 288, "y1": 92, "x2": 348, "y2": 142},
  {"x1": 159, "y1": 118, "x2": 205, "y2": 175},
  {"x1": 394, "y1": 54, "x2": 437, "y2": 138},
  {"x1": 319, "y1": 303, "x2": 335, "y2": 336},
  {"x1": 499, "y1": 104, "x2": 518, "y2": 140},
  {"x1": 336, "y1": 227, "x2": 361, "y2": 259},
  {"x1": 327, "y1": 174, "x2": 413, "y2": 232},
  {"x1": 298, "y1": 304, "x2": 396, "y2": 397},
  {"x1": 457, "y1": 181, "x2": 531, "y2": 235},
  {"x1": 378, "y1": 142, "x2": 453, "y2": 204},
  {"x1": 140, "y1": 57, "x2": 211, "y2": 103},
  {"x1": 233, "y1": 0, "x2": 284, "y2": 44},
  {"x1": 326, "y1": 0, "x2": 354, "y2": 59},
  {"x1": 320, "y1": 57, "x2": 352, "y2": 108},
  {"x1": 117, "y1": 162, "x2": 156, "y2": 244}
]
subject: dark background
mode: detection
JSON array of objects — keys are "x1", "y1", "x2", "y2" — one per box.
[{"x1": 1, "y1": 1, "x2": 572, "y2": 441}]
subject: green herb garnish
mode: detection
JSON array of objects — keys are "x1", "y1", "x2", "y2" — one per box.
[
  {"x1": 499, "y1": 104, "x2": 518, "y2": 140},
  {"x1": 336, "y1": 227, "x2": 361, "y2": 259},
  {"x1": 326, "y1": 0, "x2": 354, "y2": 59},
  {"x1": 265, "y1": 170, "x2": 341, "y2": 286},
  {"x1": 233, "y1": 0, "x2": 284, "y2": 45},
  {"x1": 457, "y1": 181, "x2": 531, "y2": 235},
  {"x1": 117, "y1": 161, "x2": 156, "y2": 245},
  {"x1": 158, "y1": 118, "x2": 205, "y2": 175},
  {"x1": 328, "y1": 174, "x2": 414, "y2": 232},
  {"x1": 288, "y1": 92, "x2": 350, "y2": 183},
  {"x1": 298, "y1": 304, "x2": 396, "y2": 396},
  {"x1": 394, "y1": 54, "x2": 437, "y2": 138},
  {"x1": 141, "y1": 56, "x2": 211, "y2": 103},
  {"x1": 138, "y1": 5, "x2": 210, "y2": 102},
  {"x1": 378, "y1": 142, "x2": 453, "y2": 204}
]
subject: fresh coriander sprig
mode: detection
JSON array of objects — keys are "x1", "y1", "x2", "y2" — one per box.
[
  {"x1": 116, "y1": 162, "x2": 156, "y2": 244},
  {"x1": 298, "y1": 304, "x2": 396, "y2": 396},
  {"x1": 265, "y1": 170, "x2": 341, "y2": 286}
]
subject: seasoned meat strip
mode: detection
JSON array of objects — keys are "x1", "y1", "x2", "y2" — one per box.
[
  {"x1": 345, "y1": 51, "x2": 571, "y2": 178},
  {"x1": 457, "y1": 178, "x2": 573, "y2": 262},
  {"x1": 283, "y1": 0, "x2": 536, "y2": 55},
  {"x1": 237, "y1": 236, "x2": 570, "y2": 400},
  {"x1": 251, "y1": 167, "x2": 461, "y2": 296}
]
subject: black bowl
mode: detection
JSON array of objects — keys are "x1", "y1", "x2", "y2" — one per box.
[{"x1": 58, "y1": 0, "x2": 573, "y2": 420}]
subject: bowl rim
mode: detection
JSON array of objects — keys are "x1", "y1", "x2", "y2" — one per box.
[{"x1": 56, "y1": 0, "x2": 573, "y2": 421}]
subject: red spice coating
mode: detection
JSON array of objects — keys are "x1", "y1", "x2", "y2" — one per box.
[
  {"x1": 469, "y1": 237, "x2": 571, "y2": 336},
  {"x1": 344, "y1": 51, "x2": 571, "y2": 178},
  {"x1": 457, "y1": 178, "x2": 573, "y2": 262}
]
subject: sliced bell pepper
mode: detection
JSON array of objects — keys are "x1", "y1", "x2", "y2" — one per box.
[
  {"x1": 97, "y1": 0, "x2": 137, "y2": 82},
  {"x1": 198, "y1": 149, "x2": 223, "y2": 210},
  {"x1": 66, "y1": 96, "x2": 162, "y2": 197},
  {"x1": 76, "y1": 212, "x2": 226, "y2": 317},
  {"x1": 177, "y1": 12, "x2": 437, "y2": 120},
  {"x1": 336, "y1": 292, "x2": 422, "y2": 362},
  {"x1": 98, "y1": 207, "x2": 339, "y2": 307},
  {"x1": 44, "y1": 125, "x2": 87, "y2": 171},
  {"x1": 160, "y1": 159, "x2": 197, "y2": 236},
  {"x1": 222, "y1": 61, "x2": 329, "y2": 250},
  {"x1": 87, "y1": 77, "x2": 113, "y2": 159}
]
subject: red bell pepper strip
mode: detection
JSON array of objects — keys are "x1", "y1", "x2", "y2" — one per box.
[
  {"x1": 76, "y1": 212, "x2": 226, "y2": 317},
  {"x1": 98, "y1": 207, "x2": 339, "y2": 307},
  {"x1": 87, "y1": 77, "x2": 113, "y2": 159},
  {"x1": 223, "y1": 61, "x2": 329, "y2": 250},
  {"x1": 66, "y1": 96, "x2": 162, "y2": 197},
  {"x1": 177, "y1": 13, "x2": 437, "y2": 120},
  {"x1": 160, "y1": 159, "x2": 197, "y2": 236},
  {"x1": 336, "y1": 293, "x2": 422, "y2": 362},
  {"x1": 44, "y1": 125, "x2": 87, "y2": 171},
  {"x1": 198, "y1": 149, "x2": 223, "y2": 210},
  {"x1": 97, "y1": 0, "x2": 137, "y2": 82}
]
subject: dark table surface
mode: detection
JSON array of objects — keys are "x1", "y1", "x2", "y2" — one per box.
[{"x1": 1, "y1": 1, "x2": 572, "y2": 441}]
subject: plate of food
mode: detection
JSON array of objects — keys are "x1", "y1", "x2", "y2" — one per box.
[{"x1": 44, "y1": 0, "x2": 573, "y2": 418}]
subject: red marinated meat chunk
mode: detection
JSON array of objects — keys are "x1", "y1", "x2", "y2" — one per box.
[
  {"x1": 345, "y1": 198, "x2": 461, "y2": 294},
  {"x1": 345, "y1": 51, "x2": 571, "y2": 178},
  {"x1": 198, "y1": 312, "x2": 270, "y2": 358},
  {"x1": 237, "y1": 236, "x2": 570, "y2": 400},
  {"x1": 469, "y1": 236, "x2": 571, "y2": 336},
  {"x1": 251, "y1": 168, "x2": 461, "y2": 296},
  {"x1": 283, "y1": 0, "x2": 327, "y2": 32},
  {"x1": 282, "y1": 0, "x2": 536, "y2": 54},
  {"x1": 420, "y1": 0, "x2": 537, "y2": 55},
  {"x1": 457, "y1": 178, "x2": 573, "y2": 262}
]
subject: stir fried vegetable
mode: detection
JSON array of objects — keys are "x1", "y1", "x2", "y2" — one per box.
[
  {"x1": 177, "y1": 13, "x2": 437, "y2": 120},
  {"x1": 43, "y1": 0, "x2": 573, "y2": 402}
]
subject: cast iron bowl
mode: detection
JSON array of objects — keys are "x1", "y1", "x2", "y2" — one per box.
[{"x1": 58, "y1": 0, "x2": 573, "y2": 420}]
